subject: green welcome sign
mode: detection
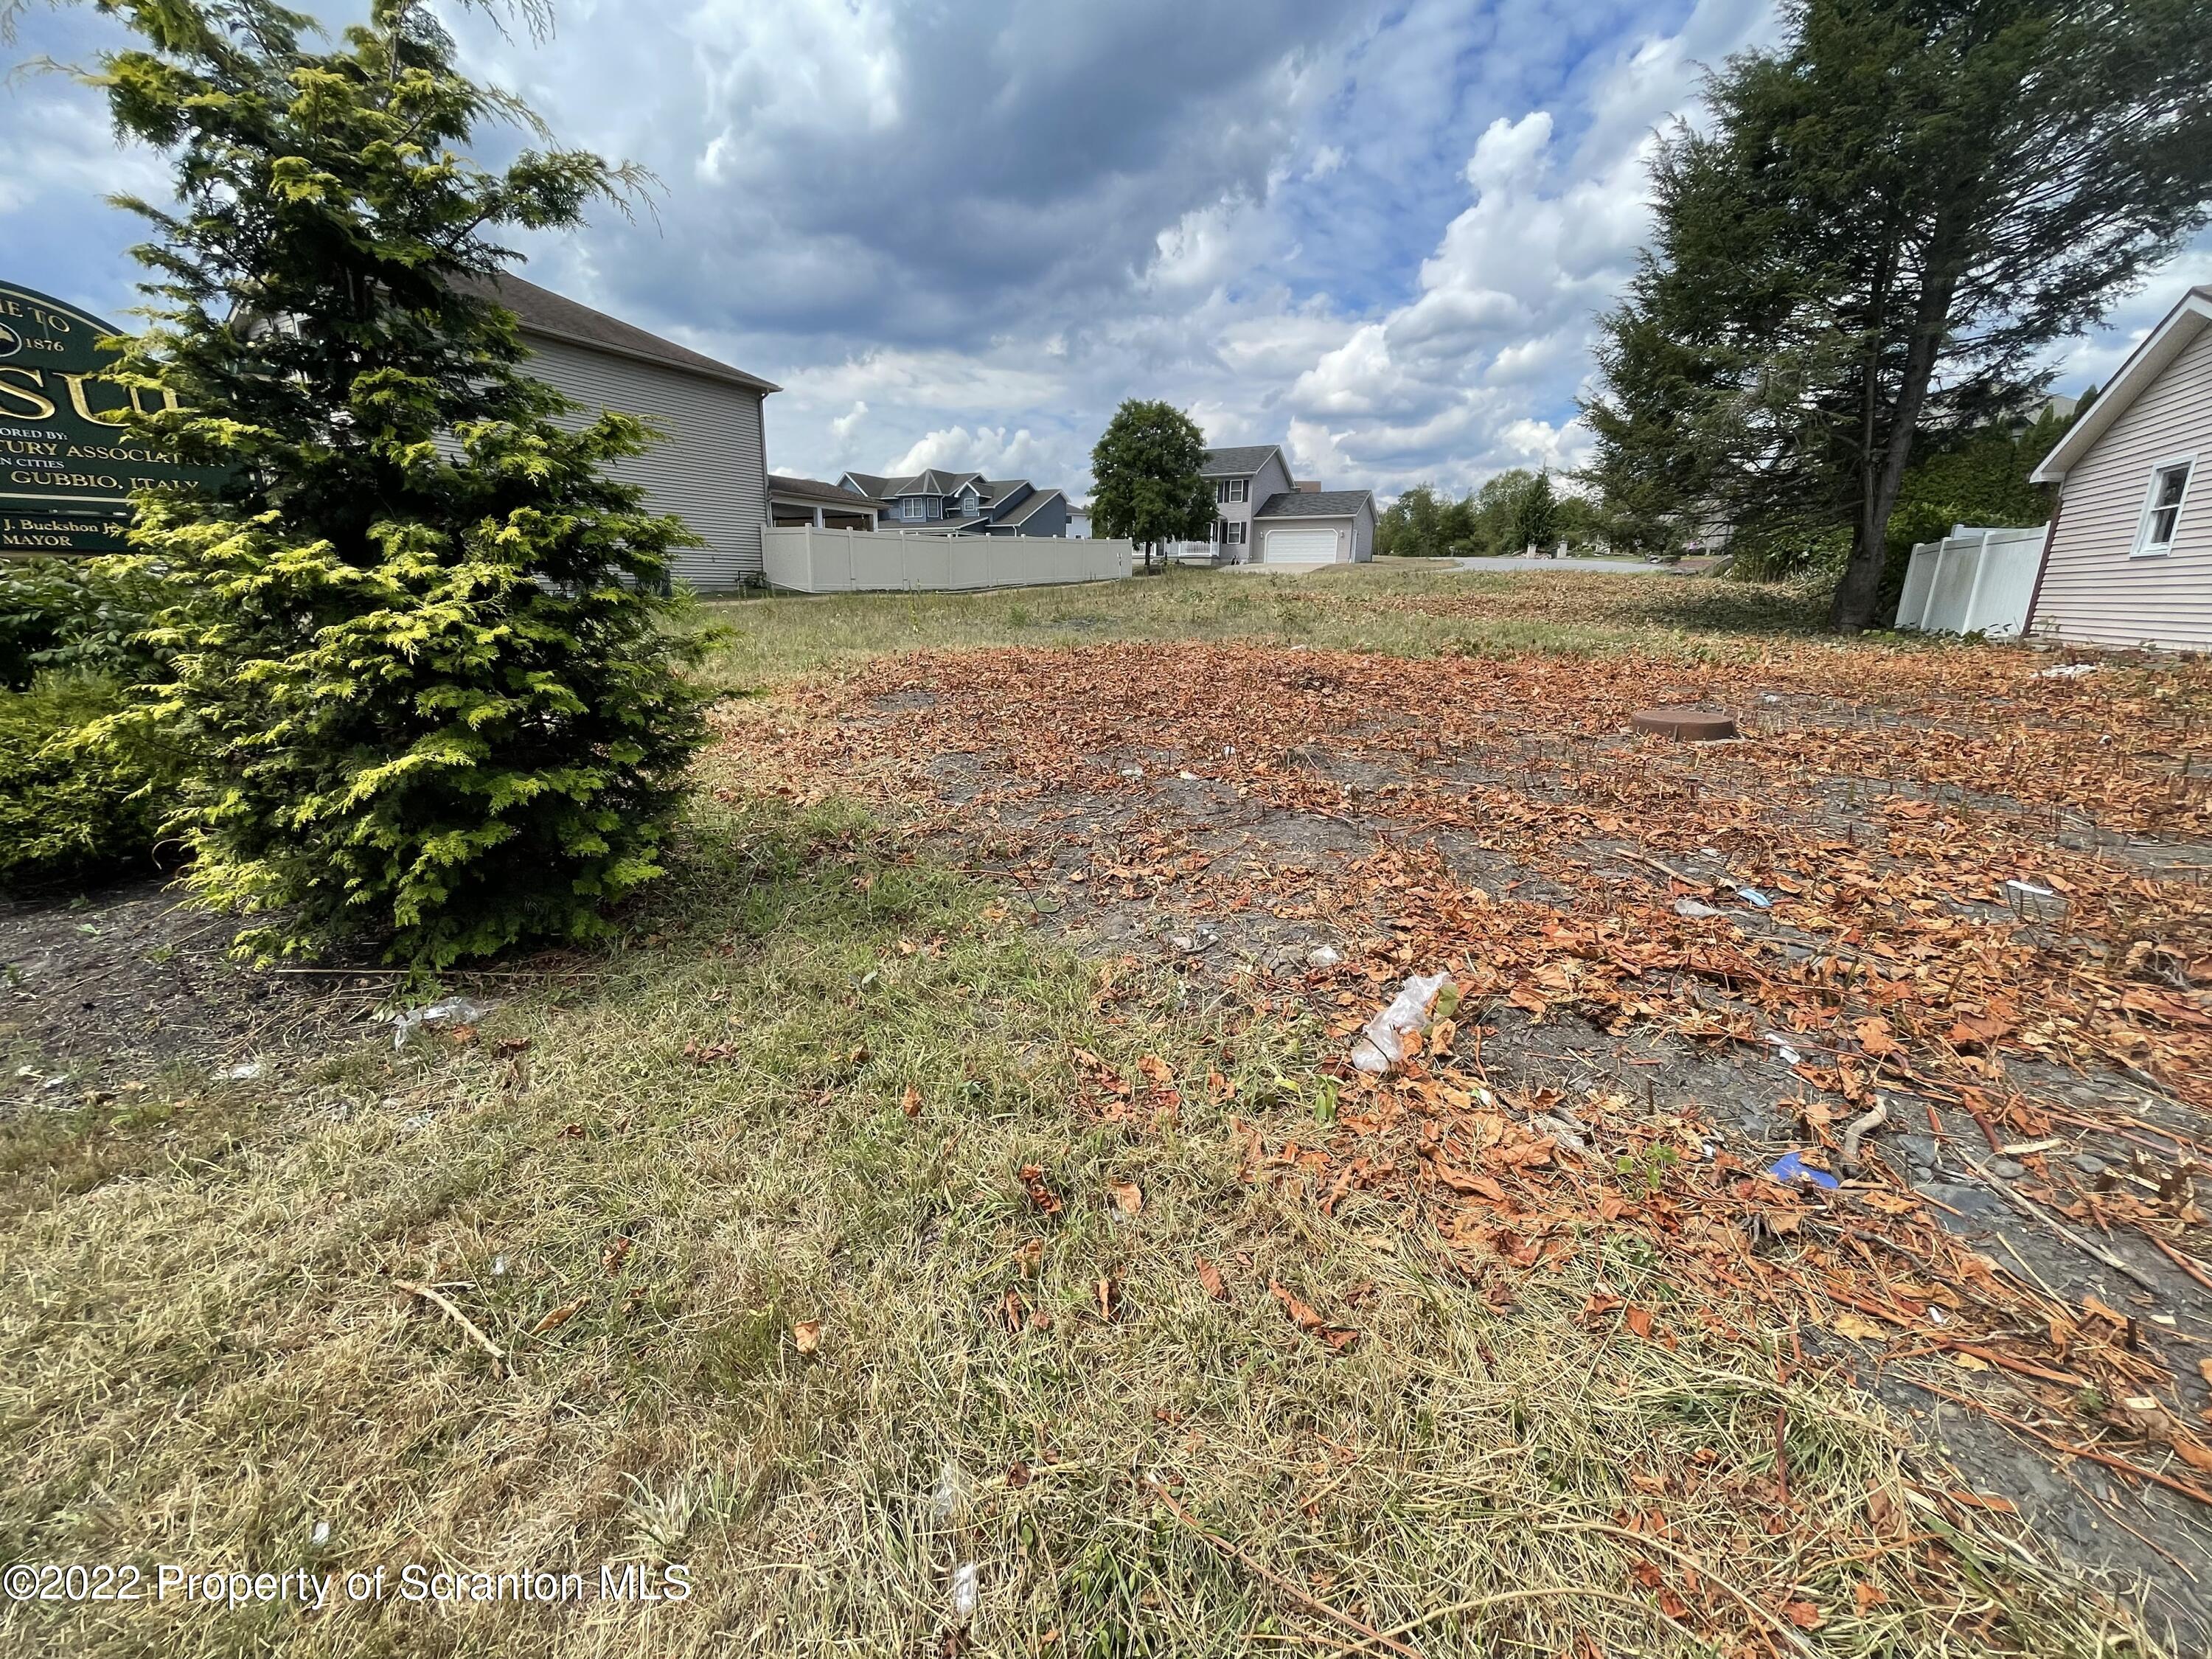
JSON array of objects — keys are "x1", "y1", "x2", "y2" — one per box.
[{"x1": 0, "y1": 279, "x2": 229, "y2": 556}]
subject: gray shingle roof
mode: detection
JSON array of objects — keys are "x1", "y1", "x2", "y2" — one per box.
[
  {"x1": 464, "y1": 272, "x2": 780, "y2": 394},
  {"x1": 1253, "y1": 490, "x2": 1374, "y2": 519},
  {"x1": 1200, "y1": 445, "x2": 1284, "y2": 479},
  {"x1": 995, "y1": 487, "x2": 1063, "y2": 527},
  {"x1": 875, "y1": 469, "x2": 986, "y2": 498},
  {"x1": 769, "y1": 474, "x2": 880, "y2": 509}
]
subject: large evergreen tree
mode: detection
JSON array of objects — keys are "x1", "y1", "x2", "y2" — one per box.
[
  {"x1": 1088, "y1": 400, "x2": 1215, "y2": 570},
  {"x1": 69, "y1": 0, "x2": 710, "y2": 964},
  {"x1": 1582, "y1": 0, "x2": 2212, "y2": 627}
]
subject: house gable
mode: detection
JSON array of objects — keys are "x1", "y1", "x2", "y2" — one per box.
[{"x1": 2027, "y1": 301, "x2": 2212, "y2": 652}]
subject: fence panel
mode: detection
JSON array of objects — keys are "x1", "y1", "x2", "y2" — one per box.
[
  {"x1": 762, "y1": 527, "x2": 1133, "y2": 593},
  {"x1": 1897, "y1": 524, "x2": 2048, "y2": 637}
]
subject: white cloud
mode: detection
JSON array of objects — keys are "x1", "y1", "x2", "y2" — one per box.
[
  {"x1": 886, "y1": 425, "x2": 1043, "y2": 477},
  {"x1": 10, "y1": 0, "x2": 2204, "y2": 512}
]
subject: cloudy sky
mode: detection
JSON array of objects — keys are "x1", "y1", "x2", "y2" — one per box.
[{"x1": 7, "y1": 0, "x2": 2208, "y2": 501}]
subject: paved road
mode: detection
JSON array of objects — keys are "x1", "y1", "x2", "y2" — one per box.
[{"x1": 1453, "y1": 555, "x2": 1686, "y2": 574}]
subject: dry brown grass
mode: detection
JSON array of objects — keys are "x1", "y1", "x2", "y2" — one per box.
[{"x1": 0, "y1": 568, "x2": 2185, "y2": 1657}]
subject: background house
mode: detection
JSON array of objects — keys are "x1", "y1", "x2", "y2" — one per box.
[
  {"x1": 839, "y1": 469, "x2": 1068, "y2": 537},
  {"x1": 1198, "y1": 445, "x2": 1374, "y2": 564},
  {"x1": 476, "y1": 274, "x2": 777, "y2": 592},
  {"x1": 770, "y1": 474, "x2": 879, "y2": 529},
  {"x1": 2027, "y1": 285, "x2": 2211, "y2": 651}
]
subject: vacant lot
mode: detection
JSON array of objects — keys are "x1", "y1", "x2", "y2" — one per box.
[{"x1": 4, "y1": 566, "x2": 2208, "y2": 1658}]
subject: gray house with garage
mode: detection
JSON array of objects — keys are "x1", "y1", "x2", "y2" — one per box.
[
  {"x1": 1199, "y1": 445, "x2": 1374, "y2": 564},
  {"x1": 473, "y1": 273, "x2": 779, "y2": 592}
]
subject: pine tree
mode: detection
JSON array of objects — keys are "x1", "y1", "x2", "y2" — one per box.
[
  {"x1": 1582, "y1": 0, "x2": 2212, "y2": 625},
  {"x1": 78, "y1": 0, "x2": 710, "y2": 964}
]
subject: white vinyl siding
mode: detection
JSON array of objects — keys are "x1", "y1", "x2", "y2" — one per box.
[
  {"x1": 2034, "y1": 324, "x2": 2212, "y2": 650},
  {"x1": 521, "y1": 335, "x2": 767, "y2": 592}
]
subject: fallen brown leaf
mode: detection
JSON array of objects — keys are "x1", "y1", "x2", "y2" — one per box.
[{"x1": 529, "y1": 1298, "x2": 587, "y2": 1335}]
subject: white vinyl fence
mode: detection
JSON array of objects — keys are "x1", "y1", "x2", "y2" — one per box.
[
  {"x1": 762, "y1": 526, "x2": 1133, "y2": 594},
  {"x1": 1896, "y1": 524, "x2": 2048, "y2": 637}
]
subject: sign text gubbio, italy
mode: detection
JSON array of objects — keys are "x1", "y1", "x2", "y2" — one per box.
[{"x1": 0, "y1": 280, "x2": 227, "y2": 555}]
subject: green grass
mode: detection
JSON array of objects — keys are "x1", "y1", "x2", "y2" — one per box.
[
  {"x1": 0, "y1": 566, "x2": 2154, "y2": 1657},
  {"x1": 689, "y1": 563, "x2": 1831, "y2": 689}
]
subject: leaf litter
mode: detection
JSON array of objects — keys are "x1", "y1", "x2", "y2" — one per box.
[{"x1": 712, "y1": 629, "x2": 2212, "y2": 1649}]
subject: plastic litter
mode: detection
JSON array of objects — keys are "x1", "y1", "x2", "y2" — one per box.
[
  {"x1": 390, "y1": 997, "x2": 495, "y2": 1049},
  {"x1": 931, "y1": 1461, "x2": 964, "y2": 1521},
  {"x1": 1118, "y1": 764, "x2": 1144, "y2": 779},
  {"x1": 1766, "y1": 1151, "x2": 1840, "y2": 1190},
  {"x1": 1306, "y1": 945, "x2": 1343, "y2": 969},
  {"x1": 2036, "y1": 662, "x2": 2099, "y2": 679},
  {"x1": 950, "y1": 1562, "x2": 980, "y2": 1624},
  {"x1": 220, "y1": 1060, "x2": 262, "y2": 1081},
  {"x1": 2004, "y1": 878, "x2": 2055, "y2": 898},
  {"x1": 1733, "y1": 885, "x2": 1773, "y2": 909},
  {"x1": 1762, "y1": 1032, "x2": 1805, "y2": 1065},
  {"x1": 1673, "y1": 897, "x2": 1724, "y2": 919},
  {"x1": 1350, "y1": 970, "x2": 1454, "y2": 1076},
  {"x1": 310, "y1": 1520, "x2": 330, "y2": 1547}
]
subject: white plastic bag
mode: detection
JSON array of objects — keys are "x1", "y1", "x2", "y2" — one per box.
[{"x1": 1349, "y1": 970, "x2": 1454, "y2": 1075}]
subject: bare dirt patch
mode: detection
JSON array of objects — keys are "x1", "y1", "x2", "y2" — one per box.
[
  {"x1": 0, "y1": 880, "x2": 390, "y2": 1108},
  {"x1": 709, "y1": 637, "x2": 2212, "y2": 1642}
]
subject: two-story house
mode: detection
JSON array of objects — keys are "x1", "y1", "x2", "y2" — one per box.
[
  {"x1": 1200, "y1": 445, "x2": 1376, "y2": 565},
  {"x1": 839, "y1": 468, "x2": 1069, "y2": 538}
]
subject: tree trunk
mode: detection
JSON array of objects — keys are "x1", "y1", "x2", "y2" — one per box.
[{"x1": 1830, "y1": 217, "x2": 1966, "y2": 631}]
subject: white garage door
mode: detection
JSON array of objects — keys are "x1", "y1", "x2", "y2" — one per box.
[{"x1": 1265, "y1": 527, "x2": 1338, "y2": 564}]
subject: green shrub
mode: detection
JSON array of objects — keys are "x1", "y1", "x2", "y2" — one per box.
[
  {"x1": 0, "y1": 559, "x2": 165, "y2": 692},
  {"x1": 86, "y1": 0, "x2": 711, "y2": 967},
  {"x1": 0, "y1": 676, "x2": 166, "y2": 887}
]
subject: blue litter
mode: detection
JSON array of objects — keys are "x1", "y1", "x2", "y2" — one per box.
[
  {"x1": 1766, "y1": 1152, "x2": 1839, "y2": 1190},
  {"x1": 1734, "y1": 885, "x2": 1773, "y2": 909}
]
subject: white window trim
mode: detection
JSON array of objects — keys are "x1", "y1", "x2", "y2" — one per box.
[{"x1": 2131, "y1": 451, "x2": 2195, "y2": 557}]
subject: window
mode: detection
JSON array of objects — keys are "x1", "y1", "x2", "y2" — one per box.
[
  {"x1": 1224, "y1": 521, "x2": 1247, "y2": 546},
  {"x1": 2135, "y1": 458, "x2": 2194, "y2": 554},
  {"x1": 1214, "y1": 478, "x2": 1248, "y2": 504},
  {"x1": 899, "y1": 498, "x2": 925, "y2": 521}
]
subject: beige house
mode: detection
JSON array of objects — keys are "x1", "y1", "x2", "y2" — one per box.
[
  {"x1": 1200, "y1": 445, "x2": 1375, "y2": 564},
  {"x1": 2027, "y1": 285, "x2": 2211, "y2": 651},
  {"x1": 470, "y1": 274, "x2": 779, "y2": 592}
]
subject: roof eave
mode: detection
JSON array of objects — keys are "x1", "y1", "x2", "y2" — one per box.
[
  {"x1": 512, "y1": 318, "x2": 782, "y2": 395},
  {"x1": 2029, "y1": 288, "x2": 2212, "y2": 484}
]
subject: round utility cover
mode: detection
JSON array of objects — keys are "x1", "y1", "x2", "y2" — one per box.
[{"x1": 1630, "y1": 706, "x2": 1737, "y2": 740}]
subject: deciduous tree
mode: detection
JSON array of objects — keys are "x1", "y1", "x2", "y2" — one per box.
[{"x1": 1089, "y1": 400, "x2": 1215, "y2": 570}]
